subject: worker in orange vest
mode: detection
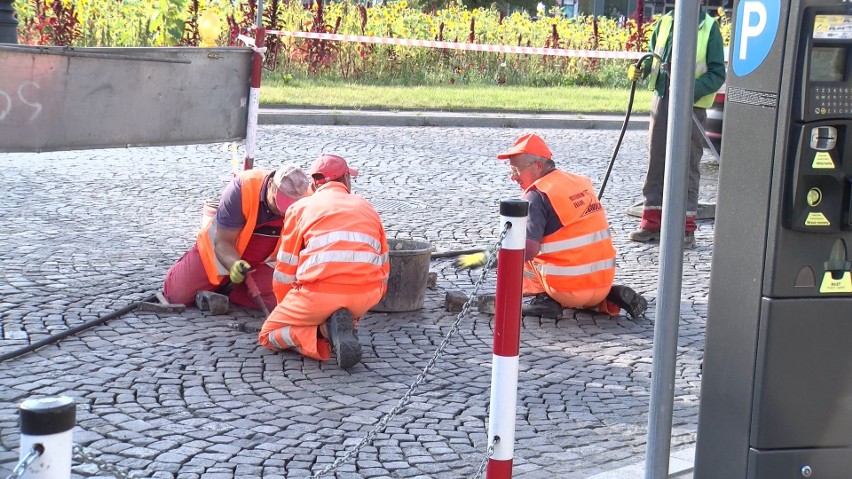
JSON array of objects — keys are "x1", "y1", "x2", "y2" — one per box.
[
  {"x1": 260, "y1": 154, "x2": 389, "y2": 369},
  {"x1": 457, "y1": 134, "x2": 647, "y2": 319},
  {"x1": 163, "y1": 164, "x2": 310, "y2": 312}
]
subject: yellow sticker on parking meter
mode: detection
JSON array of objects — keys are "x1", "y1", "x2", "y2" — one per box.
[
  {"x1": 812, "y1": 152, "x2": 835, "y2": 169},
  {"x1": 805, "y1": 212, "x2": 830, "y2": 226},
  {"x1": 820, "y1": 271, "x2": 852, "y2": 293}
]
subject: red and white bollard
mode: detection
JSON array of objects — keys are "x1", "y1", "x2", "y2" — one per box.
[
  {"x1": 242, "y1": 24, "x2": 265, "y2": 172},
  {"x1": 16, "y1": 396, "x2": 75, "y2": 479},
  {"x1": 486, "y1": 199, "x2": 528, "y2": 479}
]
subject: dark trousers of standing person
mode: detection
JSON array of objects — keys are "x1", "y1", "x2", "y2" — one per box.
[{"x1": 639, "y1": 93, "x2": 707, "y2": 233}]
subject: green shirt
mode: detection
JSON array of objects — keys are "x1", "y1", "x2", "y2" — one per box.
[{"x1": 645, "y1": 10, "x2": 726, "y2": 102}]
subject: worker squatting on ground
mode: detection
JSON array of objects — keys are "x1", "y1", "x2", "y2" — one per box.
[
  {"x1": 259, "y1": 154, "x2": 390, "y2": 369},
  {"x1": 626, "y1": 6, "x2": 726, "y2": 247},
  {"x1": 457, "y1": 134, "x2": 648, "y2": 320},
  {"x1": 162, "y1": 165, "x2": 310, "y2": 312}
]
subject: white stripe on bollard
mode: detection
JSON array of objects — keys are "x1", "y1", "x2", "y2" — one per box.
[
  {"x1": 18, "y1": 396, "x2": 75, "y2": 479},
  {"x1": 487, "y1": 354, "x2": 520, "y2": 461}
]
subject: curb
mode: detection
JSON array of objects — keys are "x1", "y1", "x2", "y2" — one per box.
[
  {"x1": 585, "y1": 446, "x2": 695, "y2": 479},
  {"x1": 258, "y1": 108, "x2": 650, "y2": 130}
]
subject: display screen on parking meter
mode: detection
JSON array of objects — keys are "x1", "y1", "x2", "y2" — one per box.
[{"x1": 810, "y1": 47, "x2": 845, "y2": 82}]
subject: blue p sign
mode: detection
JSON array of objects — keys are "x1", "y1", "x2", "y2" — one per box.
[{"x1": 732, "y1": 0, "x2": 781, "y2": 76}]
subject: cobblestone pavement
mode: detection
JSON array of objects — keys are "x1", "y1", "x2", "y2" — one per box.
[{"x1": 0, "y1": 125, "x2": 717, "y2": 479}]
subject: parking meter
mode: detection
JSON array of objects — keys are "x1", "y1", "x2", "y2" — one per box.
[{"x1": 695, "y1": 0, "x2": 852, "y2": 477}]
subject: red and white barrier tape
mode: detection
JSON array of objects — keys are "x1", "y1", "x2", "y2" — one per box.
[{"x1": 265, "y1": 29, "x2": 645, "y2": 60}]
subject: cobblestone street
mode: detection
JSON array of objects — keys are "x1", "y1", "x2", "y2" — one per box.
[{"x1": 0, "y1": 125, "x2": 717, "y2": 478}]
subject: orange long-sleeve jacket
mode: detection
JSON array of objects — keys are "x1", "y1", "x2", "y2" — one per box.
[{"x1": 272, "y1": 182, "x2": 389, "y2": 301}]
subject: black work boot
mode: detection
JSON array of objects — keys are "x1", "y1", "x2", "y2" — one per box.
[
  {"x1": 607, "y1": 285, "x2": 648, "y2": 319},
  {"x1": 325, "y1": 308, "x2": 362, "y2": 369},
  {"x1": 522, "y1": 293, "x2": 564, "y2": 318}
]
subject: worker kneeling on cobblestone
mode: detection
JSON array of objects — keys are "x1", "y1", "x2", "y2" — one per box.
[
  {"x1": 457, "y1": 134, "x2": 647, "y2": 320},
  {"x1": 260, "y1": 154, "x2": 389, "y2": 369},
  {"x1": 163, "y1": 164, "x2": 310, "y2": 312}
]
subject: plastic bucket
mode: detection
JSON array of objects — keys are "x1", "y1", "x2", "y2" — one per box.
[{"x1": 371, "y1": 239, "x2": 433, "y2": 312}]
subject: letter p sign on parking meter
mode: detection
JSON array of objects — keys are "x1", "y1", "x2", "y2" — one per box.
[{"x1": 733, "y1": 0, "x2": 781, "y2": 76}]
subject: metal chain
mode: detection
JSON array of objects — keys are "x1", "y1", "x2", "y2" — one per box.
[
  {"x1": 303, "y1": 224, "x2": 511, "y2": 479},
  {"x1": 5, "y1": 445, "x2": 42, "y2": 479},
  {"x1": 72, "y1": 444, "x2": 137, "y2": 479},
  {"x1": 470, "y1": 436, "x2": 500, "y2": 479}
]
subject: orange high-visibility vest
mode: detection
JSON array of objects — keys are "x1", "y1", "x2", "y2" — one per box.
[
  {"x1": 272, "y1": 182, "x2": 389, "y2": 301},
  {"x1": 197, "y1": 169, "x2": 282, "y2": 285},
  {"x1": 526, "y1": 170, "x2": 616, "y2": 291}
]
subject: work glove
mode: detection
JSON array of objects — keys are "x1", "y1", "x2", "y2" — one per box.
[
  {"x1": 626, "y1": 63, "x2": 643, "y2": 82},
  {"x1": 229, "y1": 260, "x2": 251, "y2": 284}
]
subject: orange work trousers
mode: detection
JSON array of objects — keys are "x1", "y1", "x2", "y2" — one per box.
[
  {"x1": 258, "y1": 285, "x2": 385, "y2": 361},
  {"x1": 523, "y1": 261, "x2": 619, "y2": 315}
]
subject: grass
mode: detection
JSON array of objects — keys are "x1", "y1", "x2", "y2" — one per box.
[{"x1": 260, "y1": 78, "x2": 654, "y2": 114}]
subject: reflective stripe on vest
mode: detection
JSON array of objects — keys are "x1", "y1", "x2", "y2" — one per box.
[
  {"x1": 272, "y1": 270, "x2": 296, "y2": 285},
  {"x1": 536, "y1": 258, "x2": 617, "y2": 277},
  {"x1": 298, "y1": 250, "x2": 389, "y2": 277},
  {"x1": 539, "y1": 229, "x2": 612, "y2": 254},
  {"x1": 304, "y1": 231, "x2": 384, "y2": 255},
  {"x1": 277, "y1": 250, "x2": 299, "y2": 265},
  {"x1": 648, "y1": 13, "x2": 716, "y2": 108}
]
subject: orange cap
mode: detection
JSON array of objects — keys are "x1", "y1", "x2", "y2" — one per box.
[{"x1": 496, "y1": 133, "x2": 552, "y2": 160}]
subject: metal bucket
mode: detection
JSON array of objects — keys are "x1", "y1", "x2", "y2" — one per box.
[{"x1": 371, "y1": 239, "x2": 433, "y2": 312}]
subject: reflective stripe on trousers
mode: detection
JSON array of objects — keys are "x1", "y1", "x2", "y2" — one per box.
[{"x1": 267, "y1": 326, "x2": 301, "y2": 353}]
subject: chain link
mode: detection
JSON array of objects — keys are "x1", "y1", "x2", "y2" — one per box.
[
  {"x1": 72, "y1": 444, "x2": 137, "y2": 479},
  {"x1": 470, "y1": 436, "x2": 500, "y2": 479},
  {"x1": 5, "y1": 445, "x2": 42, "y2": 479},
  {"x1": 303, "y1": 224, "x2": 511, "y2": 479}
]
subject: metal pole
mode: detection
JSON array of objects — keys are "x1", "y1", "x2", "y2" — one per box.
[
  {"x1": 643, "y1": 2, "x2": 698, "y2": 478},
  {"x1": 0, "y1": 0, "x2": 17, "y2": 44},
  {"x1": 243, "y1": 0, "x2": 265, "y2": 171},
  {"x1": 18, "y1": 396, "x2": 76, "y2": 479},
  {"x1": 486, "y1": 199, "x2": 528, "y2": 479}
]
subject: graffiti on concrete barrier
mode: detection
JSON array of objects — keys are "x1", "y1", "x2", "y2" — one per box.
[{"x1": 0, "y1": 81, "x2": 42, "y2": 122}]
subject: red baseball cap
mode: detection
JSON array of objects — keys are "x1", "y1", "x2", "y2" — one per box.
[
  {"x1": 496, "y1": 133, "x2": 552, "y2": 160},
  {"x1": 309, "y1": 154, "x2": 359, "y2": 184}
]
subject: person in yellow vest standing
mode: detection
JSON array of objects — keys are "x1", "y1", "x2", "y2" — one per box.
[
  {"x1": 163, "y1": 165, "x2": 310, "y2": 312},
  {"x1": 627, "y1": 7, "x2": 726, "y2": 247},
  {"x1": 260, "y1": 154, "x2": 389, "y2": 369},
  {"x1": 457, "y1": 134, "x2": 648, "y2": 320}
]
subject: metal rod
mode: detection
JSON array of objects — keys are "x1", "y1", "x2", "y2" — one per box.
[
  {"x1": 0, "y1": 294, "x2": 157, "y2": 363},
  {"x1": 644, "y1": 2, "x2": 699, "y2": 478},
  {"x1": 692, "y1": 112, "x2": 720, "y2": 161}
]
